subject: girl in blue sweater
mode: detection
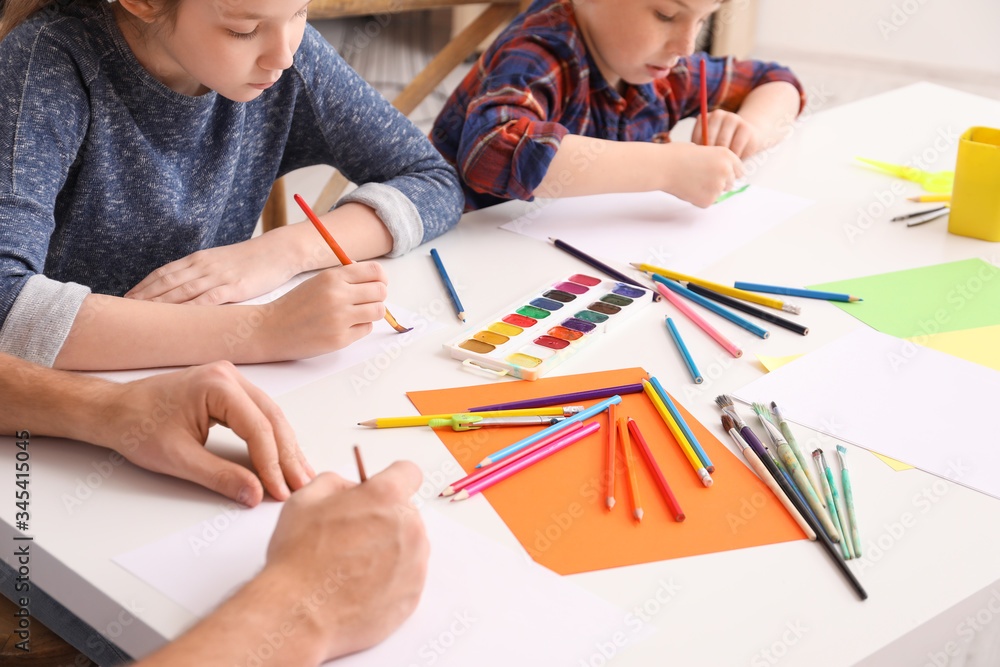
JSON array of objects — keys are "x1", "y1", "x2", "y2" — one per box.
[{"x1": 0, "y1": 0, "x2": 463, "y2": 370}]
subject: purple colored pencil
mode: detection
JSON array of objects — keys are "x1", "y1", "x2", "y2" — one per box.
[
  {"x1": 467, "y1": 383, "x2": 646, "y2": 413},
  {"x1": 549, "y1": 238, "x2": 652, "y2": 293}
]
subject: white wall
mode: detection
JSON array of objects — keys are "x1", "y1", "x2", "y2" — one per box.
[{"x1": 755, "y1": 0, "x2": 1000, "y2": 77}]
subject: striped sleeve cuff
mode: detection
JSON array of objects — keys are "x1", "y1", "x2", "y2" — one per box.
[
  {"x1": 338, "y1": 182, "x2": 423, "y2": 258},
  {"x1": 0, "y1": 274, "x2": 90, "y2": 367}
]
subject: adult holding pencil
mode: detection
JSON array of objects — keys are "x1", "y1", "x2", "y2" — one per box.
[{"x1": 0, "y1": 351, "x2": 430, "y2": 665}]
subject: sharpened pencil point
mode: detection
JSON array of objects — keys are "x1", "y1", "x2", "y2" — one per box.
[
  {"x1": 633, "y1": 508, "x2": 643, "y2": 521},
  {"x1": 440, "y1": 487, "x2": 454, "y2": 497},
  {"x1": 450, "y1": 490, "x2": 470, "y2": 502},
  {"x1": 606, "y1": 497, "x2": 615, "y2": 510},
  {"x1": 358, "y1": 419, "x2": 376, "y2": 428}
]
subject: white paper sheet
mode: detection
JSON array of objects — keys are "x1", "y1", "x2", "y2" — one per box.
[
  {"x1": 114, "y1": 502, "x2": 649, "y2": 666},
  {"x1": 733, "y1": 327, "x2": 1000, "y2": 500},
  {"x1": 501, "y1": 186, "x2": 813, "y2": 274},
  {"x1": 92, "y1": 272, "x2": 444, "y2": 397}
]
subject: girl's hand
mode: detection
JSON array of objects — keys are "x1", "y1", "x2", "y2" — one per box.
[
  {"x1": 125, "y1": 234, "x2": 303, "y2": 305},
  {"x1": 693, "y1": 109, "x2": 763, "y2": 159},
  {"x1": 660, "y1": 142, "x2": 746, "y2": 208},
  {"x1": 260, "y1": 262, "x2": 389, "y2": 360}
]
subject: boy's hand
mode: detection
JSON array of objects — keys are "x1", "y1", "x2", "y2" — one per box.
[
  {"x1": 259, "y1": 262, "x2": 389, "y2": 359},
  {"x1": 661, "y1": 143, "x2": 746, "y2": 208},
  {"x1": 125, "y1": 234, "x2": 301, "y2": 305},
  {"x1": 265, "y1": 463, "x2": 429, "y2": 660},
  {"x1": 692, "y1": 109, "x2": 763, "y2": 159}
]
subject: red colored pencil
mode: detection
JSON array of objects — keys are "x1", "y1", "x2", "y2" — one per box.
[
  {"x1": 627, "y1": 418, "x2": 685, "y2": 522},
  {"x1": 450, "y1": 421, "x2": 601, "y2": 501},
  {"x1": 439, "y1": 422, "x2": 585, "y2": 497},
  {"x1": 699, "y1": 58, "x2": 708, "y2": 146}
]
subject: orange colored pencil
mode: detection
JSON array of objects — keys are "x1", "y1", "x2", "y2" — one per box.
[
  {"x1": 293, "y1": 193, "x2": 411, "y2": 333},
  {"x1": 627, "y1": 419, "x2": 685, "y2": 521},
  {"x1": 618, "y1": 416, "x2": 643, "y2": 521}
]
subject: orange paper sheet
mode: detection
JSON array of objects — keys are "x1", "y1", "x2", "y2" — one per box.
[{"x1": 408, "y1": 368, "x2": 806, "y2": 575}]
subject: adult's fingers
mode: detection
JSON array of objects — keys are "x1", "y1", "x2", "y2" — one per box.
[
  {"x1": 169, "y1": 442, "x2": 265, "y2": 507},
  {"x1": 230, "y1": 370, "x2": 315, "y2": 489},
  {"x1": 201, "y1": 368, "x2": 292, "y2": 500}
]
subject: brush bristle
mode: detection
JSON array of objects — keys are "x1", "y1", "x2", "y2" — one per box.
[
  {"x1": 714, "y1": 394, "x2": 733, "y2": 409},
  {"x1": 752, "y1": 402, "x2": 774, "y2": 423},
  {"x1": 721, "y1": 414, "x2": 734, "y2": 431},
  {"x1": 812, "y1": 448, "x2": 822, "y2": 457},
  {"x1": 836, "y1": 445, "x2": 847, "y2": 454}
]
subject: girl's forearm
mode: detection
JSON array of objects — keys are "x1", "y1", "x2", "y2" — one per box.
[{"x1": 53, "y1": 294, "x2": 274, "y2": 370}]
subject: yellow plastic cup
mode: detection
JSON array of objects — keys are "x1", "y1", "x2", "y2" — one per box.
[{"x1": 949, "y1": 127, "x2": 1000, "y2": 242}]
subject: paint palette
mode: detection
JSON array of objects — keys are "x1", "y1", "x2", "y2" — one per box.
[{"x1": 444, "y1": 273, "x2": 653, "y2": 380}]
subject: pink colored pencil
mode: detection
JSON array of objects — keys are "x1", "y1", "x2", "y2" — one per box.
[
  {"x1": 440, "y1": 422, "x2": 585, "y2": 497},
  {"x1": 699, "y1": 58, "x2": 709, "y2": 146},
  {"x1": 627, "y1": 418, "x2": 685, "y2": 522},
  {"x1": 655, "y1": 282, "x2": 743, "y2": 358},
  {"x1": 450, "y1": 421, "x2": 601, "y2": 501},
  {"x1": 605, "y1": 402, "x2": 618, "y2": 510}
]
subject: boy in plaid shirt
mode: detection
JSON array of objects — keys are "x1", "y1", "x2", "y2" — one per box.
[{"x1": 432, "y1": 0, "x2": 805, "y2": 211}]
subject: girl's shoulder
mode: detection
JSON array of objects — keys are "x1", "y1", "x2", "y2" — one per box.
[{"x1": 1, "y1": 0, "x2": 108, "y2": 81}]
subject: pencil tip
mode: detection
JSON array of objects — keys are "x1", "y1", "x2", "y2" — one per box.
[
  {"x1": 634, "y1": 509, "x2": 644, "y2": 521},
  {"x1": 358, "y1": 419, "x2": 375, "y2": 427},
  {"x1": 606, "y1": 497, "x2": 615, "y2": 509}
]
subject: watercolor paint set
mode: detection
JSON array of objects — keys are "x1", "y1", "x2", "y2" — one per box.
[{"x1": 443, "y1": 273, "x2": 653, "y2": 380}]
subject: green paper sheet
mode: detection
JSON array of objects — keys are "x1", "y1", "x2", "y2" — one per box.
[{"x1": 808, "y1": 259, "x2": 1000, "y2": 338}]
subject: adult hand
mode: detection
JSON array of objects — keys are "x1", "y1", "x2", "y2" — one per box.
[
  {"x1": 265, "y1": 462, "x2": 430, "y2": 660},
  {"x1": 98, "y1": 361, "x2": 314, "y2": 505}
]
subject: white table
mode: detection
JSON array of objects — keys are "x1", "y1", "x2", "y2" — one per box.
[{"x1": 4, "y1": 82, "x2": 1000, "y2": 666}]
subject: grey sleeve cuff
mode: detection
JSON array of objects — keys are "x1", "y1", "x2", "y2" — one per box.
[
  {"x1": 338, "y1": 182, "x2": 423, "y2": 258},
  {"x1": 0, "y1": 274, "x2": 91, "y2": 367}
]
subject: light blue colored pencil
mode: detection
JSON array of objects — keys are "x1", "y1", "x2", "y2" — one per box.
[
  {"x1": 648, "y1": 376, "x2": 713, "y2": 473},
  {"x1": 474, "y1": 395, "x2": 621, "y2": 467},
  {"x1": 664, "y1": 317, "x2": 702, "y2": 384},
  {"x1": 430, "y1": 248, "x2": 466, "y2": 322},
  {"x1": 650, "y1": 274, "x2": 769, "y2": 339},
  {"x1": 734, "y1": 282, "x2": 862, "y2": 303}
]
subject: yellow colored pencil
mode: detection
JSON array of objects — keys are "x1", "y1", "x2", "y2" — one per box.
[
  {"x1": 618, "y1": 416, "x2": 643, "y2": 521},
  {"x1": 359, "y1": 406, "x2": 579, "y2": 428},
  {"x1": 631, "y1": 262, "x2": 800, "y2": 315},
  {"x1": 907, "y1": 194, "x2": 951, "y2": 202},
  {"x1": 642, "y1": 381, "x2": 713, "y2": 486}
]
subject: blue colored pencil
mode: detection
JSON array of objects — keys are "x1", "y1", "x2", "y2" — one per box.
[
  {"x1": 664, "y1": 317, "x2": 702, "y2": 384},
  {"x1": 475, "y1": 395, "x2": 621, "y2": 467},
  {"x1": 734, "y1": 282, "x2": 862, "y2": 303},
  {"x1": 648, "y1": 376, "x2": 713, "y2": 473},
  {"x1": 430, "y1": 248, "x2": 465, "y2": 322},
  {"x1": 650, "y1": 274, "x2": 770, "y2": 339}
]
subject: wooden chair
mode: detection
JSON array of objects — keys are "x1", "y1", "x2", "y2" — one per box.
[{"x1": 261, "y1": 1, "x2": 529, "y2": 233}]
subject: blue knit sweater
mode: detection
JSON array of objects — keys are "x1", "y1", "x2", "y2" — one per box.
[{"x1": 0, "y1": 0, "x2": 463, "y2": 366}]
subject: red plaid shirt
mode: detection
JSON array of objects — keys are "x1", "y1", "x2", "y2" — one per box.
[{"x1": 431, "y1": 0, "x2": 805, "y2": 211}]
